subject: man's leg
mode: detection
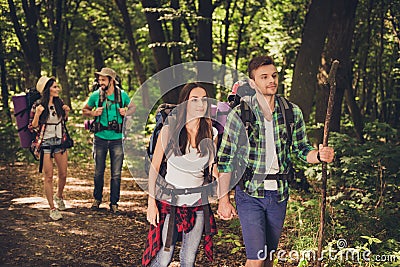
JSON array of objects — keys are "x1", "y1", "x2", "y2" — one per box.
[
  {"x1": 93, "y1": 136, "x2": 107, "y2": 205},
  {"x1": 235, "y1": 187, "x2": 268, "y2": 267},
  {"x1": 264, "y1": 191, "x2": 288, "y2": 267},
  {"x1": 109, "y1": 138, "x2": 123, "y2": 207}
]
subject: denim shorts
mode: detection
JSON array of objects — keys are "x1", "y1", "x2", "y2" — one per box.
[
  {"x1": 235, "y1": 186, "x2": 288, "y2": 260},
  {"x1": 41, "y1": 137, "x2": 63, "y2": 154}
]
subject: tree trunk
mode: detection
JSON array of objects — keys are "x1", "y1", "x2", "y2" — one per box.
[
  {"x1": 171, "y1": 0, "x2": 182, "y2": 65},
  {"x1": 141, "y1": 0, "x2": 179, "y2": 104},
  {"x1": 234, "y1": 0, "x2": 248, "y2": 73},
  {"x1": 89, "y1": 29, "x2": 105, "y2": 71},
  {"x1": 345, "y1": 86, "x2": 364, "y2": 142},
  {"x1": 57, "y1": 66, "x2": 71, "y2": 108},
  {"x1": 316, "y1": 0, "x2": 359, "y2": 136},
  {"x1": 115, "y1": 0, "x2": 149, "y2": 107},
  {"x1": 290, "y1": 0, "x2": 333, "y2": 122},
  {"x1": 8, "y1": 0, "x2": 41, "y2": 84},
  {"x1": 51, "y1": 0, "x2": 63, "y2": 77},
  {"x1": 48, "y1": 0, "x2": 72, "y2": 108},
  {"x1": 0, "y1": 33, "x2": 11, "y2": 121},
  {"x1": 377, "y1": 1, "x2": 387, "y2": 123},
  {"x1": 354, "y1": 0, "x2": 373, "y2": 116},
  {"x1": 196, "y1": 0, "x2": 214, "y2": 97},
  {"x1": 218, "y1": 0, "x2": 233, "y2": 89},
  {"x1": 140, "y1": 0, "x2": 170, "y2": 69},
  {"x1": 197, "y1": 0, "x2": 213, "y2": 61}
]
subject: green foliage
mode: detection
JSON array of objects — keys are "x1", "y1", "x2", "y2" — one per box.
[
  {"x1": 0, "y1": 104, "x2": 93, "y2": 165},
  {"x1": 285, "y1": 197, "x2": 320, "y2": 251},
  {"x1": 287, "y1": 120, "x2": 400, "y2": 266},
  {"x1": 2, "y1": 0, "x2": 400, "y2": 264},
  {"x1": 0, "y1": 115, "x2": 33, "y2": 163},
  {"x1": 215, "y1": 219, "x2": 245, "y2": 254}
]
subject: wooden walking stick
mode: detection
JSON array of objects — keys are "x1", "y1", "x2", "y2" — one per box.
[{"x1": 316, "y1": 60, "x2": 339, "y2": 267}]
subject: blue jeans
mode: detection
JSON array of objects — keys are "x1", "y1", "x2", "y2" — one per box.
[
  {"x1": 235, "y1": 186, "x2": 287, "y2": 260},
  {"x1": 93, "y1": 136, "x2": 124, "y2": 205},
  {"x1": 150, "y1": 211, "x2": 204, "y2": 267}
]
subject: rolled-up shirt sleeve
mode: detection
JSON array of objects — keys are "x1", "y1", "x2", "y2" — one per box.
[
  {"x1": 28, "y1": 102, "x2": 39, "y2": 133},
  {"x1": 291, "y1": 104, "x2": 314, "y2": 162}
]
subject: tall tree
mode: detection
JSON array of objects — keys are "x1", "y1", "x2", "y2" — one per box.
[
  {"x1": 171, "y1": 0, "x2": 182, "y2": 65},
  {"x1": 115, "y1": 0, "x2": 148, "y2": 107},
  {"x1": 47, "y1": 0, "x2": 74, "y2": 108},
  {"x1": 316, "y1": 0, "x2": 360, "y2": 136},
  {"x1": 0, "y1": 32, "x2": 11, "y2": 121},
  {"x1": 220, "y1": 0, "x2": 232, "y2": 66},
  {"x1": 197, "y1": 0, "x2": 213, "y2": 61},
  {"x1": 7, "y1": 0, "x2": 41, "y2": 85},
  {"x1": 141, "y1": 0, "x2": 179, "y2": 103},
  {"x1": 86, "y1": 22, "x2": 105, "y2": 71},
  {"x1": 290, "y1": 0, "x2": 333, "y2": 121}
]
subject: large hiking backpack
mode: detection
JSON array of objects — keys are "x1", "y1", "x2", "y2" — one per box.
[
  {"x1": 12, "y1": 87, "x2": 41, "y2": 148},
  {"x1": 226, "y1": 80, "x2": 295, "y2": 190},
  {"x1": 228, "y1": 80, "x2": 294, "y2": 145},
  {"x1": 144, "y1": 103, "x2": 177, "y2": 176}
]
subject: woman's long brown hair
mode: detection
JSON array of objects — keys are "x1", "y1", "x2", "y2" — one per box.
[
  {"x1": 39, "y1": 78, "x2": 65, "y2": 124},
  {"x1": 169, "y1": 82, "x2": 214, "y2": 157}
]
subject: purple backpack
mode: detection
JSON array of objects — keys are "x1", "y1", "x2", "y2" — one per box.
[{"x1": 12, "y1": 87, "x2": 41, "y2": 148}]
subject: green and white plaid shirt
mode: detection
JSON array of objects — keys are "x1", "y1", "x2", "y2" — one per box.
[{"x1": 217, "y1": 95, "x2": 314, "y2": 201}]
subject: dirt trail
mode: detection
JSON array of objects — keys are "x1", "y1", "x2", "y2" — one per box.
[{"x1": 0, "y1": 162, "x2": 243, "y2": 266}]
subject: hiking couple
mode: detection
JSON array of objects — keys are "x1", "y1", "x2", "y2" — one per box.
[
  {"x1": 30, "y1": 67, "x2": 135, "y2": 220},
  {"x1": 143, "y1": 55, "x2": 335, "y2": 267}
]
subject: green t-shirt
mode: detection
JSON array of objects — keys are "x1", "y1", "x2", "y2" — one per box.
[{"x1": 87, "y1": 89, "x2": 130, "y2": 140}]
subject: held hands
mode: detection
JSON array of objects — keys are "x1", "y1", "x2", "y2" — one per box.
[
  {"x1": 318, "y1": 144, "x2": 335, "y2": 163},
  {"x1": 147, "y1": 198, "x2": 160, "y2": 227},
  {"x1": 217, "y1": 197, "x2": 237, "y2": 220}
]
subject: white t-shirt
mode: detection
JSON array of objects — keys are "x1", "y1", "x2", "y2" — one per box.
[
  {"x1": 264, "y1": 118, "x2": 279, "y2": 190},
  {"x1": 164, "y1": 127, "x2": 218, "y2": 206},
  {"x1": 43, "y1": 107, "x2": 63, "y2": 140}
]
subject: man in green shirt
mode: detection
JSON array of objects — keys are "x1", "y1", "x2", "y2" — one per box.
[
  {"x1": 82, "y1": 67, "x2": 135, "y2": 214},
  {"x1": 217, "y1": 56, "x2": 335, "y2": 267}
]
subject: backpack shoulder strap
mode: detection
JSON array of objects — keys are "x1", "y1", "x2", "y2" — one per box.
[
  {"x1": 239, "y1": 97, "x2": 256, "y2": 136},
  {"x1": 97, "y1": 89, "x2": 105, "y2": 108},
  {"x1": 116, "y1": 86, "x2": 123, "y2": 108},
  {"x1": 277, "y1": 95, "x2": 294, "y2": 146}
]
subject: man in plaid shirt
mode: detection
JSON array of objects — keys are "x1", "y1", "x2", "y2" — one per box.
[{"x1": 217, "y1": 55, "x2": 335, "y2": 267}]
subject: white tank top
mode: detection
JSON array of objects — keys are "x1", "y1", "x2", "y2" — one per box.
[
  {"x1": 165, "y1": 127, "x2": 217, "y2": 206},
  {"x1": 43, "y1": 106, "x2": 63, "y2": 140}
]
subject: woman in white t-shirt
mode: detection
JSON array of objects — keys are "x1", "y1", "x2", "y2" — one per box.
[
  {"x1": 143, "y1": 82, "x2": 218, "y2": 267},
  {"x1": 29, "y1": 76, "x2": 71, "y2": 221}
]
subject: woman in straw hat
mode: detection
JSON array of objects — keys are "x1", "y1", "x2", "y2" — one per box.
[{"x1": 29, "y1": 76, "x2": 71, "y2": 221}]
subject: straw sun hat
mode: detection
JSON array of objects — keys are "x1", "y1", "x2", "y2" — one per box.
[{"x1": 95, "y1": 67, "x2": 119, "y2": 84}]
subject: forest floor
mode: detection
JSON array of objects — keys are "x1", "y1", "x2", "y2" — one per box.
[{"x1": 0, "y1": 161, "x2": 256, "y2": 267}]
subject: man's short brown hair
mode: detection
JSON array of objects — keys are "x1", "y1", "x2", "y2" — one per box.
[{"x1": 248, "y1": 55, "x2": 275, "y2": 79}]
